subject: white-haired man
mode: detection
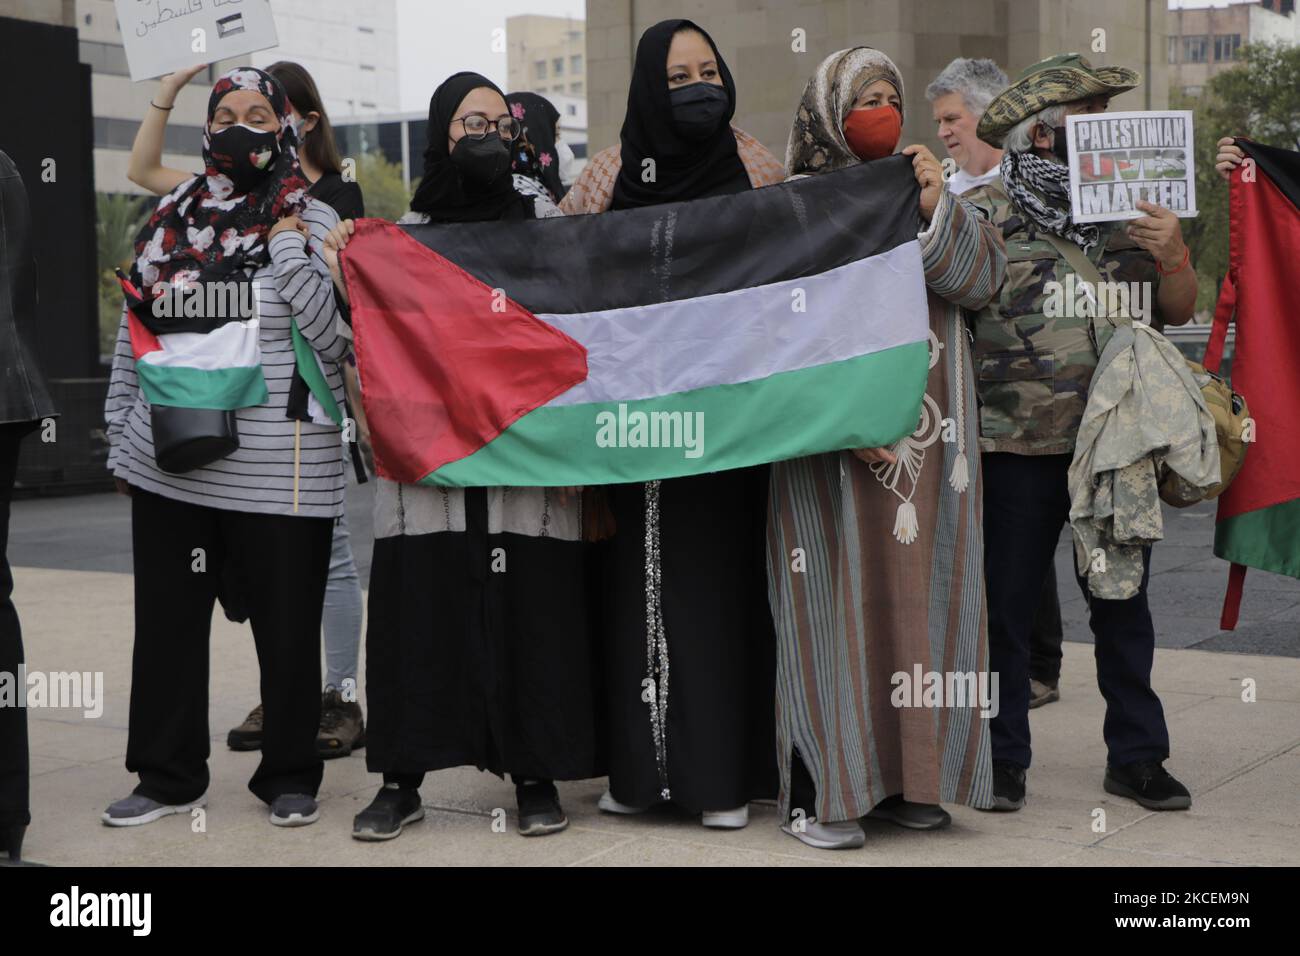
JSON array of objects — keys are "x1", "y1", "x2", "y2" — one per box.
[
  {"x1": 929, "y1": 57, "x2": 1067, "y2": 711},
  {"x1": 926, "y1": 57, "x2": 1007, "y2": 195}
]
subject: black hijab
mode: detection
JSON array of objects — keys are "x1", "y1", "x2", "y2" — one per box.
[
  {"x1": 610, "y1": 19, "x2": 750, "y2": 210},
  {"x1": 409, "y1": 71, "x2": 533, "y2": 223},
  {"x1": 507, "y1": 91, "x2": 567, "y2": 201}
]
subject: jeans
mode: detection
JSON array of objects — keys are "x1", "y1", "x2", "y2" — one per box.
[{"x1": 322, "y1": 510, "x2": 363, "y2": 692}]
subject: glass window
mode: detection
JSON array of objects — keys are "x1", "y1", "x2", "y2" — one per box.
[
  {"x1": 1167, "y1": 36, "x2": 1178, "y2": 64},
  {"x1": 79, "y1": 40, "x2": 130, "y2": 76},
  {"x1": 570, "y1": 54, "x2": 583, "y2": 74},
  {"x1": 553, "y1": 57, "x2": 564, "y2": 75},
  {"x1": 1213, "y1": 34, "x2": 1241, "y2": 61},
  {"x1": 569, "y1": 81, "x2": 583, "y2": 94},
  {"x1": 534, "y1": 59, "x2": 547, "y2": 79},
  {"x1": 1182, "y1": 35, "x2": 1208, "y2": 63},
  {"x1": 94, "y1": 116, "x2": 203, "y2": 152}
]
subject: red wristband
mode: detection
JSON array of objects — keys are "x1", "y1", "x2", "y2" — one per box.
[{"x1": 1157, "y1": 246, "x2": 1190, "y2": 276}]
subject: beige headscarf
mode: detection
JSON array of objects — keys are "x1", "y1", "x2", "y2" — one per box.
[{"x1": 785, "y1": 47, "x2": 905, "y2": 177}]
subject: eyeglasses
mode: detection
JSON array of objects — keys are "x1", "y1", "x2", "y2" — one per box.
[{"x1": 452, "y1": 113, "x2": 520, "y2": 141}]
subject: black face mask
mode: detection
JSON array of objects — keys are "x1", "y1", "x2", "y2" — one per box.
[
  {"x1": 451, "y1": 134, "x2": 512, "y2": 186},
  {"x1": 1050, "y1": 125, "x2": 1070, "y2": 164},
  {"x1": 669, "y1": 82, "x2": 729, "y2": 140},
  {"x1": 209, "y1": 124, "x2": 280, "y2": 193}
]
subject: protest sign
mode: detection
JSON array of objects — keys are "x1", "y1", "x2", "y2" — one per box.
[
  {"x1": 1066, "y1": 110, "x2": 1197, "y2": 223},
  {"x1": 114, "y1": 0, "x2": 279, "y2": 82}
]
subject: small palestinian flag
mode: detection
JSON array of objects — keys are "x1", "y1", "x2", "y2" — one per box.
[
  {"x1": 1206, "y1": 139, "x2": 1300, "y2": 629},
  {"x1": 117, "y1": 268, "x2": 341, "y2": 426},
  {"x1": 340, "y1": 155, "x2": 932, "y2": 487},
  {"x1": 117, "y1": 268, "x2": 268, "y2": 411}
]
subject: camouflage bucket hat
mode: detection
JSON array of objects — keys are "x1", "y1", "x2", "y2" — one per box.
[{"x1": 976, "y1": 53, "x2": 1140, "y2": 147}]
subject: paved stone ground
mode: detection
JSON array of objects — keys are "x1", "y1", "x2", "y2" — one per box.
[{"x1": 8, "y1": 485, "x2": 1300, "y2": 865}]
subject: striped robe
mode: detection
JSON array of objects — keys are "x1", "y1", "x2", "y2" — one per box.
[{"x1": 766, "y1": 187, "x2": 1005, "y2": 821}]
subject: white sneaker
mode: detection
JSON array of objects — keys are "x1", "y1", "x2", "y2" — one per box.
[
  {"x1": 781, "y1": 818, "x2": 866, "y2": 849},
  {"x1": 598, "y1": 790, "x2": 653, "y2": 815},
  {"x1": 701, "y1": 804, "x2": 749, "y2": 829}
]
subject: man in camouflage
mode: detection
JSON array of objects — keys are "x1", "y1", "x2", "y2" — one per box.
[{"x1": 963, "y1": 54, "x2": 1199, "y2": 813}]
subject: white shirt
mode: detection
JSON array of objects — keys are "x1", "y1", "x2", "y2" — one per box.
[{"x1": 946, "y1": 165, "x2": 1001, "y2": 196}]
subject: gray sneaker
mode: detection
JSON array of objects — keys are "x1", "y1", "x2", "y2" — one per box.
[
  {"x1": 102, "y1": 792, "x2": 206, "y2": 827},
  {"x1": 781, "y1": 818, "x2": 866, "y2": 850},
  {"x1": 270, "y1": 793, "x2": 320, "y2": 827}
]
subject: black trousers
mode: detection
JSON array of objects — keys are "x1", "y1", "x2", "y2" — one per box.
[
  {"x1": 1030, "y1": 564, "x2": 1064, "y2": 683},
  {"x1": 127, "y1": 490, "x2": 332, "y2": 805},
  {"x1": 0, "y1": 421, "x2": 34, "y2": 828},
  {"x1": 983, "y1": 452, "x2": 1170, "y2": 770}
]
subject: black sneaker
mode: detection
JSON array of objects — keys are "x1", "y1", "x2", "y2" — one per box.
[
  {"x1": 988, "y1": 761, "x2": 1026, "y2": 811},
  {"x1": 352, "y1": 784, "x2": 425, "y2": 841},
  {"x1": 269, "y1": 793, "x2": 319, "y2": 827},
  {"x1": 515, "y1": 781, "x2": 568, "y2": 837},
  {"x1": 1104, "y1": 761, "x2": 1191, "y2": 811}
]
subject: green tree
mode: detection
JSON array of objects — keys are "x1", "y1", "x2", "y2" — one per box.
[
  {"x1": 96, "y1": 192, "x2": 151, "y2": 356},
  {"x1": 1175, "y1": 41, "x2": 1300, "y2": 314},
  {"x1": 347, "y1": 149, "x2": 414, "y2": 222}
]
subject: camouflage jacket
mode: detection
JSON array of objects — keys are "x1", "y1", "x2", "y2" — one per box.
[
  {"x1": 1068, "y1": 323, "x2": 1219, "y2": 600},
  {"x1": 962, "y1": 181, "x2": 1164, "y2": 455}
]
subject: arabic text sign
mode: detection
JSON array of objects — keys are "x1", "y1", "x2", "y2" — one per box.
[
  {"x1": 1066, "y1": 110, "x2": 1197, "y2": 223},
  {"x1": 115, "y1": 0, "x2": 280, "y2": 82}
]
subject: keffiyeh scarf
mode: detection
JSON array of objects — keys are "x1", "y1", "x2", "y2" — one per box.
[{"x1": 999, "y1": 149, "x2": 1100, "y2": 251}]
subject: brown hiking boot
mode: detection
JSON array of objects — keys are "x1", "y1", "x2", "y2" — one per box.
[
  {"x1": 227, "y1": 703, "x2": 264, "y2": 751},
  {"x1": 318, "y1": 687, "x2": 365, "y2": 759},
  {"x1": 1028, "y1": 678, "x2": 1060, "y2": 709}
]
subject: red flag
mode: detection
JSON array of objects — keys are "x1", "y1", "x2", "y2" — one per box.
[{"x1": 1210, "y1": 139, "x2": 1300, "y2": 628}]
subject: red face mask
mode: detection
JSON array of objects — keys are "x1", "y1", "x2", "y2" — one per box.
[{"x1": 843, "y1": 105, "x2": 902, "y2": 161}]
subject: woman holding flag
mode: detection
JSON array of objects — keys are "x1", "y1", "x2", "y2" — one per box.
[
  {"x1": 102, "y1": 67, "x2": 351, "y2": 828},
  {"x1": 561, "y1": 19, "x2": 785, "y2": 828},
  {"x1": 343, "y1": 71, "x2": 601, "y2": 842},
  {"x1": 766, "y1": 48, "x2": 1005, "y2": 849}
]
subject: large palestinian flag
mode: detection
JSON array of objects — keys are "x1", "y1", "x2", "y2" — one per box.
[
  {"x1": 1205, "y1": 139, "x2": 1300, "y2": 629},
  {"x1": 340, "y1": 155, "x2": 931, "y2": 487}
]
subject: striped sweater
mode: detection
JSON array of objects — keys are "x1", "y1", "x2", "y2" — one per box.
[{"x1": 105, "y1": 197, "x2": 349, "y2": 519}]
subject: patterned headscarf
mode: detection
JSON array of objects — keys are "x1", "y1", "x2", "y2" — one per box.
[
  {"x1": 507, "y1": 91, "x2": 566, "y2": 201},
  {"x1": 132, "y1": 67, "x2": 311, "y2": 290},
  {"x1": 786, "y1": 47, "x2": 904, "y2": 177}
]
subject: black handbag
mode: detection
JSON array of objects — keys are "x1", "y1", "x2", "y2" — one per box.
[
  {"x1": 117, "y1": 258, "x2": 254, "y2": 474},
  {"x1": 151, "y1": 404, "x2": 240, "y2": 474}
]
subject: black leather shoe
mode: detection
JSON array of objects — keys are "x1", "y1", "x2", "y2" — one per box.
[
  {"x1": 2, "y1": 824, "x2": 24, "y2": 862},
  {"x1": 987, "y1": 761, "x2": 1026, "y2": 811},
  {"x1": 352, "y1": 784, "x2": 425, "y2": 841},
  {"x1": 867, "y1": 794, "x2": 951, "y2": 830},
  {"x1": 516, "y1": 780, "x2": 568, "y2": 836},
  {"x1": 1104, "y1": 761, "x2": 1191, "y2": 810}
]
